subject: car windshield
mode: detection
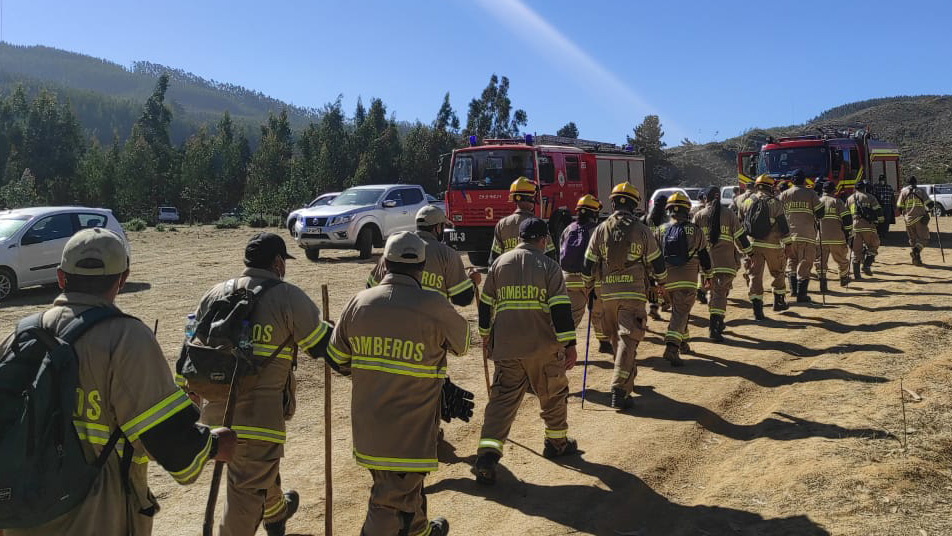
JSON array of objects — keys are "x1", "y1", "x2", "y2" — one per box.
[
  {"x1": 331, "y1": 189, "x2": 384, "y2": 206},
  {"x1": 450, "y1": 149, "x2": 535, "y2": 190},
  {"x1": 309, "y1": 195, "x2": 336, "y2": 207},
  {"x1": 0, "y1": 216, "x2": 29, "y2": 240},
  {"x1": 758, "y1": 147, "x2": 829, "y2": 179},
  {"x1": 683, "y1": 189, "x2": 703, "y2": 200}
]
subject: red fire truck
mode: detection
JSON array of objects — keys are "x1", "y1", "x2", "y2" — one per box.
[
  {"x1": 737, "y1": 126, "x2": 900, "y2": 196},
  {"x1": 441, "y1": 134, "x2": 647, "y2": 265}
]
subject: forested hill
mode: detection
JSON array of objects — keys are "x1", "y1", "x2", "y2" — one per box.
[
  {"x1": 665, "y1": 95, "x2": 952, "y2": 186},
  {"x1": 0, "y1": 43, "x2": 318, "y2": 143}
]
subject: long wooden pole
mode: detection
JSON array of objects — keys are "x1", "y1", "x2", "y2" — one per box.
[
  {"x1": 321, "y1": 285, "x2": 333, "y2": 536},
  {"x1": 202, "y1": 358, "x2": 241, "y2": 536}
]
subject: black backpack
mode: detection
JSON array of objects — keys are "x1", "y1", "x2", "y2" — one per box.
[
  {"x1": 0, "y1": 307, "x2": 130, "y2": 529},
  {"x1": 662, "y1": 222, "x2": 693, "y2": 267},
  {"x1": 744, "y1": 196, "x2": 773, "y2": 239},
  {"x1": 176, "y1": 278, "x2": 288, "y2": 402}
]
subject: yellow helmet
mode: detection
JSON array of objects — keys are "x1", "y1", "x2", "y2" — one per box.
[
  {"x1": 509, "y1": 176, "x2": 537, "y2": 202},
  {"x1": 665, "y1": 191, "x2": 692, "y2": 211},
  {"x1": 755, "y1": 174, "x2": 775, "y2": 187},
  {"x1": 609, "y1": 182, "x2": 641, "y2": 203},
  {"x1": 576, "y1": 194, "x2": 601, "y2": 213},
  {"x1": 805, "y1": 178, "x2": 815, "y2": 188}
]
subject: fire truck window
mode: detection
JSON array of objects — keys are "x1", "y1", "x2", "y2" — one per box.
[
  {"x1": 539, "y1": 155, "x2": 555, "y2": 184},
  {"x1": 849, "y1": 149, "x2": 860, "y2": 174},
  {"x1": 452, "y1": 157, "x2": 473, "y2": 184},
  {"x1": 565, "y1": 156, "x2": 580, "y2": 182}
]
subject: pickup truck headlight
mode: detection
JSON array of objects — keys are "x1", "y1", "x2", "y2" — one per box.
[{"x1": 328, "y1": 214, "x2": 354, "y2": 226}]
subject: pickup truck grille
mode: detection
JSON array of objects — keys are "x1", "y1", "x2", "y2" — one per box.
[
  {"x1": 305, "y1": 217, "x2": 327, "y2": 226},
  {"x1": 301, "y1": 233, "x2": 330, "y2": 240}
]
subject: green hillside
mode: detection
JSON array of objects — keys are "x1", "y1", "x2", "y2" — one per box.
[{"x1": 665, "y1": 95, "x2": 952, "y2": 186}]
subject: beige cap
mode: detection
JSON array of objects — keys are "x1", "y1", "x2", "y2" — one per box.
[
  {"x1": 383, "y1": 231, "x2": 426, "y2": 263},
  {"x1": 416, "y1": 205, "x2": 449, "y2": 226},
  {"x1": 60, "y1": 228, "x2": 129, "y2": 276}
]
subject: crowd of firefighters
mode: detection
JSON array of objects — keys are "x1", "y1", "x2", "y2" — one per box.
[{"x1": 0, "y1": 170, "x2": 940, "y2": 536}]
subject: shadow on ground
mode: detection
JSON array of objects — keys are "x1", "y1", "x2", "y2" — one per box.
[{"x1": 4, "y1": 281, "x2": 152, "y2": 307}]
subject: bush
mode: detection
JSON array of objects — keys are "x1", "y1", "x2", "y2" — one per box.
[
  {"x1": 122, "y1": 218, "x2": 147, "y2": 232},
  {"x1": 247, "y1": 213, "x2": 282, "y2": 228},
  {"x1": 215, "y1": 216, "x2": 241, "y2": 229},
  {"x1": 155, "y1": 223, "x2": 166, "y2": 232}
]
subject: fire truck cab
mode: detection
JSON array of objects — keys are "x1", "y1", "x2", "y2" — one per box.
[
  {"x1": 442, "y1": 134, "x2": 646, "y2": 265},
  {"x1": 737, "y1": 126, "x2": 900, "y2": 197}
]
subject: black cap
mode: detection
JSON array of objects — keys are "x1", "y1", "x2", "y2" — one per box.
[
  {"x1": 519, "y1": 217, "x2": 549, "y2": 240},
  {"x1": 822, "y1": 180, "x2": 835, "y2": 193},
  {"x1": 245, "y1": 232, "x2": 295, "y2": 266}
]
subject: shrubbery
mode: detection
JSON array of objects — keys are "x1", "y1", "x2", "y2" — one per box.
[
  {"x1": 122, "y1": 218, "x2": 147, "y2": 232},
  {"x1": 214, "y1": 216, "x2": 241, "y2": 229}
]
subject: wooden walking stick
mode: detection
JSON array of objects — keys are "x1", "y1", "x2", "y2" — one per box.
[
  {"x1": 932, "y1": 190, "x2": 946, "y2": 263},
  {"x1": 817, "y1": 219, "x2": 826, "y2": 305},
  {"x1": 481, "y1": 343, "x2": 492, "y2": 397},
  {"x1": 202, "y1": 357, "x2": 242, "y2": 536},
  {"x1": 321, "y1": 285, "x2": 334, "y2": 536},
  {"x1": 580, "y1": 306, "x2": 593, "y2": 409}
]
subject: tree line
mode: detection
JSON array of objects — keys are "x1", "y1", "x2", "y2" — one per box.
[{"x1": 0, "y1": 70, "x2": 668, "y2": 223}]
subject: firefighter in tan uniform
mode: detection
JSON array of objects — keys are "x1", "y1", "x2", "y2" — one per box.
[
  {"x1": 657, "y1": 192, "x2": 711, "y2": 364},
  {"x1": 192, "y1": 233, "x2": 332, "y2": 536},
  {"x1": 732, "y1": 185, "x2": 755, "y2": 285},
  {"x1": 895, "y1": 176, "x2": 933, "y2": 266},
  {"x1": 847, "y1": 181, "x2": 884, "y2": 279},
  {"x1": 778, "y1": 171, "x2": 825, "y2": 303},
  {"x1": 488, "y1": 177, "x2": 555, "y2": 264},
  {"x1": 740, "y1": 174, "x2": 792, "y2": 320},
  {"x1": 560, "y1": 195, "x2": 610, "y2": 353},
  {"x1": 583, "y1": 183, "x2": 667, "y2": 409},
  {"x1": 474, "y1": 218, "x2": 579, "y2": 484},
  {"x1": 2, "y1": 228, "x2": 236, "y2": 536},
  {"x1": 693, "y1": 187, "x2": 752, "y2": 342},
  {"x1": 368, "y1": 205, "x2": 479, "y2": 305},
  {"x1": 643, "y1": 194, "x2": 669, "y2": 320},
  {"x1": 328, "y1": 232, "x2": 470, "y2": 536},
  {"x1": 817, "y1": 181, "x2": 853, "y2": 289}
]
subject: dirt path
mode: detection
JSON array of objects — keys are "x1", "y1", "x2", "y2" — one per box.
[{"x1": 2, "y1": 226, "x2": 949, "y2": 536}]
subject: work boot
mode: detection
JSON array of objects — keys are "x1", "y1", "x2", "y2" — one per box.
[
  {"x1": 610, "y1": 388, "x2": 632, "y2": 410},
  {"x1": 697, "y1": 288, "x2": 708, "y2": 304},
  {"x1": 788, "y1": 275, "x2": 798, "y2": 297},
  {"x1": 663, "y1": 342, "x2": 684, "y2": 367},
  {"x1": 709, "y1": 315, "x2": 724, "y2": 342},
  {"x1": 773, "y1": 294, "x2": 789, "y2": 312},
  {"x1": 752, "y1": 300, "x2": 766, "y2": 321},
  {"x1": 680, "y1": 341, "x2": 693, "y2": 355},
  {"x1": 913, "y1": 249, "x2": 924, "y2": 266},
  {"x1": 543, "y1": 437, "x2": 579, "y2": 459},
  {"x1": 839, "y1": 274, "x2": 850, "y2": 287},
  {"x1": 473, "y1": 452, "x2": 500, "y2": 485},
  {"x1": 649, "y1": 304, "x2": 663, "y2": 321},
  {"x1": 264, "y1": 490, "x2": 300, "y2": 536},
  {"x1": 862, "y1": 255, "x2": 875, "y2": 276},
  {"x1": 598, "y1": 341, "x2": 614, "y2": 355},
  {"x1": 819, "y1": 278, "x2": 829, "y2": 293},
  {"x1": 853, "y1": 262, "x2": 863, "y2": 281},
  {"x1": 428, "y1": 517, "x2": 450, "y2": 536},
  {"x1": 796, "y1": 279, "x2": 812, "y2": 303}
]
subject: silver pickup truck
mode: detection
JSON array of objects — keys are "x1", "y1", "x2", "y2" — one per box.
[{"x1": 287, "y1": 184, "x2": 434, "y2": 261}]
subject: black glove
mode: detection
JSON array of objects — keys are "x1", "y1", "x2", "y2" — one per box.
[
  {"x1": 923, "y1": 213, "x2": 931, "y2": 226},
  {"x1": 441, "y1": 378, "x2": 475, "y2": 423},
  {"x1": 587, "y1": 290, "x2": 596, "y2": 311}
]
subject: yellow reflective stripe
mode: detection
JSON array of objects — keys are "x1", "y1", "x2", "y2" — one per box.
[
  {"x1": 233, "y1": 425, "x2": 287, "y2": 444},
  {"x1": 352, "y1": 356, "x2": 447, "y2": 379},
  {"x1": 548, "y1": 295, "x2": 571, "y2": 307},
  {"x1": 665, "y1": 331, "x2": 684, "y2": 341},
  {"x1": 555, "y1": 331, "x2": 575, "y2": 343},
  {"x1": 367, "y1": 274, "x2": 379, "y2": 287},
  {"x1": 616, "y1": 369, "x2": 630, "y2": 379},
  {"x1": 752, "y1": 241, "x2": 782, "y2": 249},
  {"x1": 169, "y1": 434, "x2": 212, "y2": 483},
  {"x1": 264, "y1": 499, "x2": 287, "y2": 519},
  {"x1": 414, "y1": 524, "x2": 433, "y2": 536},
  {"x1": 478, "y1": 438, "x2": 504, "y2": 452},
  {"x1": 122, "y1": 390, "x2": 193, "y2": 441},
  {"x1": 478, "y1": 326, "x2": 490, "y2": 337},
  {"x1": 174, "y1": 373, "x2": 186, "y2": 387},
  {"x1": 544, "y1": 240, "x2": 556, "y2": 253},
  {"x1": 598, "y1": 291, "x2": 647, "y2": 301},
  {"x1": 74, "y1": 420, "x2": 111, "y2": 445},
  {"x1": 447, "y1": 278, "x2": 473, "y2": 297},
  {"x1": 584, "y1": 250, "x2": 600, "y2": 262},
  {"x1": 820, "y1": 240, "x2": 847, "y2": 245},
  {"x1": 565, "y1": 280, "x2": 585, "y2": 289},
  {"x1": 491, "y1": 241, "x2": 502, "y2": 254},
  {"x1": 711, "y1": 268, "x2": 737, "y2": 275},
  {"x1": 298, "y1": 321, "x2": 331, "y2": 351},
  {"x1": 479, "y1": 292, "x2": 495, "y2": 306},
  {"x1": 645, "y1": 249, "x2": 661, "y2": 262},
  {"x1": 709, "y1": 307, "x2": 726, "y2": 315},
  {"x1": 664, "y1": 281, "x2": 699, "y2": 290},
  {"x1": 789, "y1": 237, "x2": 818, "y2": 244},
  {"x1": 545, "y1": 428, "x2": 568, "y2": 439},
  {"x1": 328, "y1": 343, "x2": 351, "y2": 365},
  {"x1": 353, "y1": 449, "x2": 439, "y2": 472},
  {"x1": 458, "y1": 324, "x2": 472, "y2": 355},
  {"x1": 495, "y1": 300, "x2": 548, "y2": 312},
  {"x1": 252, "y1": 345, "x2": 294, "y2": 361}
]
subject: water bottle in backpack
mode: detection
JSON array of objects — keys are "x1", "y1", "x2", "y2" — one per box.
[{"x1": 184, "y1": 313, "x2": 197, "y2": 341}]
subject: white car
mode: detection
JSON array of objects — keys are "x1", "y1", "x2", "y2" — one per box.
[
  {"x1": 648, "y1": 187, "x2": 705, "y2": 214},
  {"x1": 720, "y1": 185, "x2": 741, "y2": 209},
  {"x1": 918, "y1": 184, "x2": 952, "y2": 216},
  {"x1": 157, "y1": 206, "x2": 180, "y2": 223},
  {"x1": 0, "y1": 207, "x2": 129, "y2": 301},
  {"x1": 288, "y1": 184, "x2": 430, "y2": 261}
]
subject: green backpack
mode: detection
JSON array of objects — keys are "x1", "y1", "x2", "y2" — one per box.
[{"x1": 0, "y1": 307, "x2": 130, "y2": 529}]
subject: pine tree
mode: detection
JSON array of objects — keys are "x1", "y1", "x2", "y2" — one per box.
[
  {"x1": 434, "y1": 92, "x2": 460, "y2": 132},
  {"x1": 628, "y1": 115, "x2": 668, "y2": 187},
  {"x1": 557, "y1": 122, "x2": 579, "y2": 139},
  {"x1": 464, "y1": 74, "x2": 527, "y2": 139},
  {"x1": 0, "y1": 168, "x2": 41, "y2": 208}
]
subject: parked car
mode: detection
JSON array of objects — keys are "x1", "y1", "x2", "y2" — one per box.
[
  {"x1": 648, "y1": 187, "x2": 705, "y2": 214},
  {"x1": 720, "y1": 185, "x2": 740, "y2": 209},
  {"x1": 288, "y1": 184, "x2": 430, "y2": 260},
  {"x1": 157, "y1": 206, "x2": 180, "y2": 223},
  {"x1": 426, "y1": 193, "x2": 445, "y2": 213},
  {"x1": 918, "y1": 184, "x2": 952, "y2": 216},
  {"x1": 307, "y1": 192, "x2": 340, "y2": 208},
  {"x1": 0, "y1": 207, "x2": 129, "y2": 301}
]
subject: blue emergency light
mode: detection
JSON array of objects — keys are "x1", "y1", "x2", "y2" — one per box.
[
  {"x1": 469, "y1": 135, "x2": 477, "y2": 146},
  {"x1": 524, "y1": 134, "x2": 533, "y2": 145}
]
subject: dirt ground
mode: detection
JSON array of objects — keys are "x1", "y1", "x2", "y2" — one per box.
[{"x1": 2, "y1": 224, "x2": 951, "y2": 536}]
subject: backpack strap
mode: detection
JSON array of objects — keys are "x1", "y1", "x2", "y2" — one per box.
[{"x1": 58, "y1": 307, "x2": 129, "y2": 345}]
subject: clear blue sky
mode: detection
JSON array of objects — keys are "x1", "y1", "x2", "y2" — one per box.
[{"x1": 3, "y1": 0, "x2": 950, "y2": 145}]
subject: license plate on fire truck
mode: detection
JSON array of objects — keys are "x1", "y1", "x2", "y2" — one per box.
[{"x1": 448, "y1": 231, "x2": 466, "y2": 243}]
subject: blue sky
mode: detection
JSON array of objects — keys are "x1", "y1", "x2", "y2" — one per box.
[{"x1": 3, "y1": 0, "x2": 950, "y2": 145}]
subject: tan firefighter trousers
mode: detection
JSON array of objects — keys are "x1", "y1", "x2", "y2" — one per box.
[
  {"x1": 478, "y1": 352, "x2": 569, "y2": 457},
  {"x1": 665, "y1": 288, "x2": 696, "y2": 345},
  {"x1": 567, "y1": 285, "x2": 607, "y2": 341},
  {"x1": 851, "y1": 230, "x2": 880, "y2": 261},
  {"x1": 708, "y1": 273, "x2": 733, "y2": 317},
  {"x1": 786, "y1": 241, "x2": 817, "y2": 280},
  {"x1": 601, "y1": 298, "x2": 647, "y2": 395},
  {"x1": 220, "y1": 442, "x2": 289, "y2": 536},
  {"x1": 361, "y1": 470, "x2": 429, "y2": 536},
  {"x1": 907, "y1": 221, "x2": 930, "y2": 251},
  {"x1": 748, "y1": 246, "x2": 786, "y2": 301},
  {"x1": 819, "y1": 244, "x2": 850, "y2": 277}
]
